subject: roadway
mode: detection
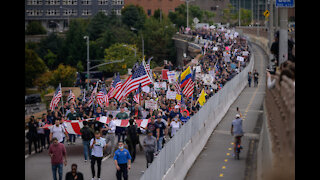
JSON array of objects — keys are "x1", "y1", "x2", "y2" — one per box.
[
  {"x1": 25, "y1": 134, "x2": 149, "y2": 180},
  {"x1": 185, "y1": 43, "x2": 267, "y2": 180}
]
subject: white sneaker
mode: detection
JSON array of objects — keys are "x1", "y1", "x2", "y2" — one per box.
[
  {"x1": 72, "y1": 142, "x2": 75, "y2": 145},
  {"x1": 84, "y1": 160, "x2": 87, "y2": 163}
]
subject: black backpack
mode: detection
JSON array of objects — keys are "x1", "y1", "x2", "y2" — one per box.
[{"x1": 81, "y1": 127, "x2": 93, "y2": 141}]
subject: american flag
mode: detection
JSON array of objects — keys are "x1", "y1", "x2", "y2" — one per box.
[
  {"x1": 88, "y1": 82, "x2": 99, "y2": 107},
  {"x1": 67, "y1": 89, "x2": 75, "y2": 103},
  {"x1": 133, "y1": 83, "x2": 141, "y2": 104},
  {"x1": 114, "y1": 75, "x2": 132, "y2": 102},
  {"x1": 107, "y1": 73, "x2": 121, "y2": 99},
  {"x1": 175, "y1": 74, "x2": 181, "y2": 94},
  {"x1": 121, "y1": 62, "x2": 153, "y2": 99},
  {"x1": 145, "y1": 56, "x2": 153, "y2": 74},
  {"x1": 82, "y1": 89, "x2": 86, "y2": 102},
  {"x1": 96, "y1": 87, "x2": 109, "y2": 107},
  {"x1": 50, "y1": 85, "x2": 62, "y2": 111}
]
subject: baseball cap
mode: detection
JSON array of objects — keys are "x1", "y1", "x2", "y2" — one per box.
[
  {"x1": 236, "y1": 114, "x2": 240, "y2": 118},
  {"x1": 174, "y1": 105, "x2": 180, "y2": 109}
]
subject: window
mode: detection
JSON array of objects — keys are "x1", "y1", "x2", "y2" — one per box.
[
  {"x1": 27, "y1": 0, "x2": 43, "y2": 5},
  {"x1": 26, "y1": 9, "x2": 43, "y2": 16},
  {"x1": 112, "y1": 0, "x2": 123, "y2": 5},
  {"x1": 99, "y1": 9, "x2": 108, "y2": 15},
  {"x1": 112, "y1": 8, "x2": 121, "y2": 15},
  {"x1": 46, "y1": 9, "x2": 60, "y2": 16},
  {"x1": 98, "y1": 0, "x2": 108, "y2": 5},
  {"x1": 45, "y1": 0, "x2": 60, "y2": 5},
  {"x1": 63, "y1": 0, "x2": 78, "y2": 5},
  {"x1": 211, "y1": 7, "x2": 217, "y2": 11},
  {"x1": 147, "y1": 9, "x2": 151, "y2": 16},
  {"x1": 81, "y1": 0, "x2": 92, "y2": 5},
  {"x1": 82, "y1": 9, "x2": 92, "y2": 16}
]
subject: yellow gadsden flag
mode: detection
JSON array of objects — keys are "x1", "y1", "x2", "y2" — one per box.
[{"x1": 198, "y1": 89, "x2": 207, "y2": 106}]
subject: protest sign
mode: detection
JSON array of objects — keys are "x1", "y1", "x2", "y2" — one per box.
[
  {"x1": 196, "y1": 66, "x2": 201, "y2": 73},
  {"x1": 145, "y1": 100, "x2": 158, "y2": 110},
  {"x1": 242, "y1": 51, "x2": 249, "y2": 56},
  {"x1": 203, "y1": 74, "x2": 214, "y2": 85},
  {"x1": 237, "y1": 56, "x2": 244, "y2": 62},
  {"x1": 142, "y1": 86, "x2": 150, "y2": 93},
  {"x1": 166, "y1": 90, "x2": 177, "y2": 100},
  {"x1": 162, "y1": 69, "x2": 169, "y2": 80},
  {"x1": 154, "y1": 82, "x2": 167, "y2": 91},
  {"x1": 212, "y1": 47, "x2": 218, "y2": 51},
  {"x1": 167, "y1": 71, "x2": 176, "y2": 83},
  {"x1": 175, "y1": 94, "x2": 181, "y2": 101}
]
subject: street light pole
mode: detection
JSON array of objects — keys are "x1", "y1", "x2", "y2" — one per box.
[
  {"x1": 84, "y1": 36, "x2": 90, "y2": 90},
  {"x1": 239, "y1": 0, "x2": 241, "y2": 27},
  {"x1": 278, "y1": 7, "x2": 288, "y2": 65}
]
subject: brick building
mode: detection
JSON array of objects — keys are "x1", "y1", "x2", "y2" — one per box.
[{"x1": 124, "y1": 0, "x2": 184, "y2": 16}]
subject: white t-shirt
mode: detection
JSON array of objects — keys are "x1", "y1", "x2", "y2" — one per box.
[
  {"x1": 170, "y1": 121, "x2": 181, "y2": 137},
  {"x1": 108, "y1": 120, "x2": 116, "y2": 133},
  {"x1": 50, "y1": 125, "x2": 66, "y2": 143},
  {"x1": 90, "y1": 137, "x2": 106, "y2": 157}
]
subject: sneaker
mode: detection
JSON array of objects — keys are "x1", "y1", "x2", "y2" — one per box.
[
  {"x1": 91, "y1": 178, "x2": 95, "y2": 180},
  {"x1": 84, "y1": 160, "x2": 87, "y2": 163},
  {"x1": 72, "y1": 142, "x2": 75, "y2": 145},
  {"x1": 67, "y1": 142, "x2": 70, "y2": 145}
]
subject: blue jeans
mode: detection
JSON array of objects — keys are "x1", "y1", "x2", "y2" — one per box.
[
  {"x1": 157, "y1": 137, "x2": 164, "y2": 152},
  {"x1": 83, "y1": 140, "x2": 91, "y2": 161},
  {"x1": 51, "y1": 163, "x2": 63, "y2": 180},
  {"x1": 68, "y1": 134, "x2": 76, "y2": 143}
]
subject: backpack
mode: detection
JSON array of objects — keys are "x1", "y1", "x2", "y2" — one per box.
[{"x1": 81, "y1": 127, "x2": 93, "y2": 141}]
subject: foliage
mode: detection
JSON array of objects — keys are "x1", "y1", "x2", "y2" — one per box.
[
  {"x1": 222, "y1": 3, "x2": 237, "y2": 24},
  {"x1": 33, "y1": 71, "x2": 53, "y2": 92},
  {"x1": 98, "y1": 43, "x2": 141, "y2": 75},
  {"x1": 142, "y1": 17, "x2": 176, "y2": 66},
  {"x1": 86, "y1": 12, "x2": 109, "y2": 41},
  {"x1": 43, "y1": 49, "x2": 57, "y2": 70},
  {"x1": 121, "y1": 4, "x2": 147, "y2": 30},
  {"x1": 25, "y1": 48, "x2": 48, "y2": 88},
  {"x1": 25, "y1": 21, "x2": 47, "y2": 35},
  {"x1": 50, "y1": 64, "x2": 77, "y2": 87}
]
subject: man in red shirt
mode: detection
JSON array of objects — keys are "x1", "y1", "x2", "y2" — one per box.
[{"x1": 49, "y1": 137, "x2": 67, "y2": 180}]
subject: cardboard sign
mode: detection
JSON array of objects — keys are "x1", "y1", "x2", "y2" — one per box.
[
  {"x1": 154, "y1": 82, "x2": 167, "y2": 91},
  {"x1": 145, "y1": 100, "x2": 158, "y2": 110},
  {"x1": 203, "y1": 74, "x2": 214, "y2": 85},
  {"x1": 142, "y1": 86, "x2": 150, "y2": 93},
  {"x1": 162, "y1": 69, "x2": 169, "y2": 80},
  {"x1": 242, "y1": 51, "x2": 249, "y2": 56},
  {"x1": 166, "y1": 90, "x2": 177, "y2": 100},
  {"x1": 212, "y1": 47, "x2": 218, "y2": 51},
  {"x1": 167, "y1": 71, "x2": 176, "y2": 84},
  {"x1": 237, "y1": 56, "x2": 244, "y2": 62}
]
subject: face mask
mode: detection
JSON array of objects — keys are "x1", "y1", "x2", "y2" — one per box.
[{"x1": 119, "y1": 145, "x2": 124, "y2": 149}]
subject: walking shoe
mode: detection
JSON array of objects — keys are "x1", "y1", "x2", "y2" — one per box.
[
  {"x1": 84, "y1": 160, "x2": 87, "y2": 163},
  {"x1": 67, "y1": 142, "x2": 70, "y2": 145},
  {"x1": 72, "y1": 142, "x2": 75, "y2": 145}
]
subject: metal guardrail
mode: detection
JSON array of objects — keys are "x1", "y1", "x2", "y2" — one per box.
[{"x1": 140, "y1": 34, "x2": 254, "y2": 180}]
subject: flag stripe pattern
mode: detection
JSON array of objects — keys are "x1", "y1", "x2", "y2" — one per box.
[
  {"x1": 67, "y1": 89, "x2": 75, "y2": 103},
  {"x1": 182, "y1": 79, "x2": 194, "y2": 97},
  {"x1": 50, "y1": 86, "x2": 62, "y2": 111},
  {"x1": 114, "y1": 75, "x2": 132, "y2": 101}
]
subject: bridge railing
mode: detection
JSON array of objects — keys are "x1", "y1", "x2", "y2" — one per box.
[{"x1": 140, "y1": 35, "x2": 254, "y2": 180}]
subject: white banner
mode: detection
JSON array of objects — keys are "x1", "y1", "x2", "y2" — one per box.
[
  {"x1": 237, "y1": 56, "x2": 244, "y2": 62},
  {"x1": 145, "y1": 100, "x2": 158, "y2": 110},
  {"x1": 166, "y1": 90, "x2": 177, "y2": 100},
  {"x1": 154, "y1": 82, "x2": 167, "y2": 91},
  {"x1": 167, "y1": 71, "x2": 176, "y2": 84}
]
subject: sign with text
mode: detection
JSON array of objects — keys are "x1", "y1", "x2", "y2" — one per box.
[
  {"x1": 154, "y1": 82, "x2": 167, "y2": 91},
  {"x1": 162, "y1": 69, "x2": 169, "y2": 80},
  {"x1": 237, "y1": 56, "x2": 244, "y2": 62},
  {"x1": 276, "y1": 0, "x2": 294, "y2": 7},
  {"x1": 167, "y1": 71, "x2": 176, "y2": 84},
  {"x1": 145, "y1": 100, "x2": 158, "y2": 110},
  {"x1": 166, "y1": 90, "x2": 177, "y2": 100}
]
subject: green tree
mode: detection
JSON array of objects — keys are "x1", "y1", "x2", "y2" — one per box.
[
  {"x1": 86, "y1": 12, "x2": 109, "y2": 41},
  {"x1": 43, "y1": 49, "x2": 57, "y2": 70},
  {"x1": 121, "y1": 4, "x2": 147, "y2": 30},
  {"x1": 25, "y1": 48, "x2": 48, "y2": 88},
  {"x1": 50, "y1": 64, "x2": 77, "y2": 87},
  {"x1": 222, "y1": 3, "x2": 237, "y2": 25},
  {"x1": 25, "y1": 21, "x2": 47, "y2": 35},
  {"x1": 142, "y1": 17, "x2": 176, "y2": 66},
  {"x1": 98, "y1": 43, "x2": 141, "y2": 75}
]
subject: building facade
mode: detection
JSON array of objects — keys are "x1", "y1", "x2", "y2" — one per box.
[
  {"x1": 124, "y1": 0, "x2": 184, "y2": 16},
  {"x1": 25, "y1": 0, "x2": 125, "y2": 32}
]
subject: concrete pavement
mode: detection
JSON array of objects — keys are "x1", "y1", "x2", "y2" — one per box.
[
  {"x1": 185, "y1": 43, "x2": 267, "y2": 180},
  {"x1": 25, "y1": 135, "x2": 149, "y2": 180}
]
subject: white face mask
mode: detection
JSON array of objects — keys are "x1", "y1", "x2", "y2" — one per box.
[{"x1": 119, "y1": 145, "x2": 124, "y2": 149}]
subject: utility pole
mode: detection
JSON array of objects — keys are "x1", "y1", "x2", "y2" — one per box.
[
  {"x1": 84, "y1": 36, "x2": 90, "y2": 90},
  {"x1": 257, "y1": 0, "x2": 260, "y2": 36},
  {"x1": 239, "y1": 0, "x2": 241, "y2": 27},
  {"x1": 252, "y1": 0, "x2": 254, "y2": 25},
  {"x1": 187, "y1": 0, "x2": 189, "y2": 28},
  {"x1": 268, "y1": 0, "x2": 274, "y2": 48},
  {"x1": 278, "y1": 7, "x2": 288, "y2": 65}
]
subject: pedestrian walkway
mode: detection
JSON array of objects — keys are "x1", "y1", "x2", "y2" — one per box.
[{"x1": 185, "y1": 43, "x2": 267, "y2": 180}]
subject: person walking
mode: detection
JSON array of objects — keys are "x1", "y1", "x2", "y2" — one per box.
[
  {"x1": 90, "y1": 131, "x2": 107, "y2": 180},
  {"x1": 49, "y1": 119, "x2": 69, "y2": 144},
  {"x1": 143, "y1": 130, "x2": 157, "y2": 168},
  {"x1": 104, "y1": 114, "x2": 116, "y2": 156},
  {"x1": 248, "y1": 72, "x2": 252, "y2": 87},
  {"x1": 67, "y1": 107, "x2": 80, "y2": 145},
  {"x1": 126, "y1": 119, "x2": 139, "y2": 163},
  {"x1": 80, "y1": 121, "x2": 94, "y2": 162},
  {"x1": 114, "y1": 141, "x2": 132, "y2": 180},
  {"x1": 37, "y1": 117, "x2": 46, "y2": 152},
  {"x1": 48, "y1": 137, "x2": 67, "y2": 180},
  {"x1": 253, "y1": 69, "x2": 259, "y2": 87},
  {"x1": 65, "y1": 163, "x2": 84, "y2": 180},
  {"x1": 170, "y1": 116, "x2": 182, "y2": 137},
  {"x1": 155, "y1": 115, "x2": 167, "y2": 153},
  {"x1": 230, "y1": 114, "x2": 244, "y2": 157},
  {"x1": 116, "y1": 107, "x2": 129, "y2": 143},
  {"x1": 27, "y1": 116, "x2": 39, "y2": 154}
]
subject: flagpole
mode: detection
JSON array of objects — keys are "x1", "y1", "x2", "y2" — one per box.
[{"x1": 60, "y1": 83, "x2": 65, "y2": 117}]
